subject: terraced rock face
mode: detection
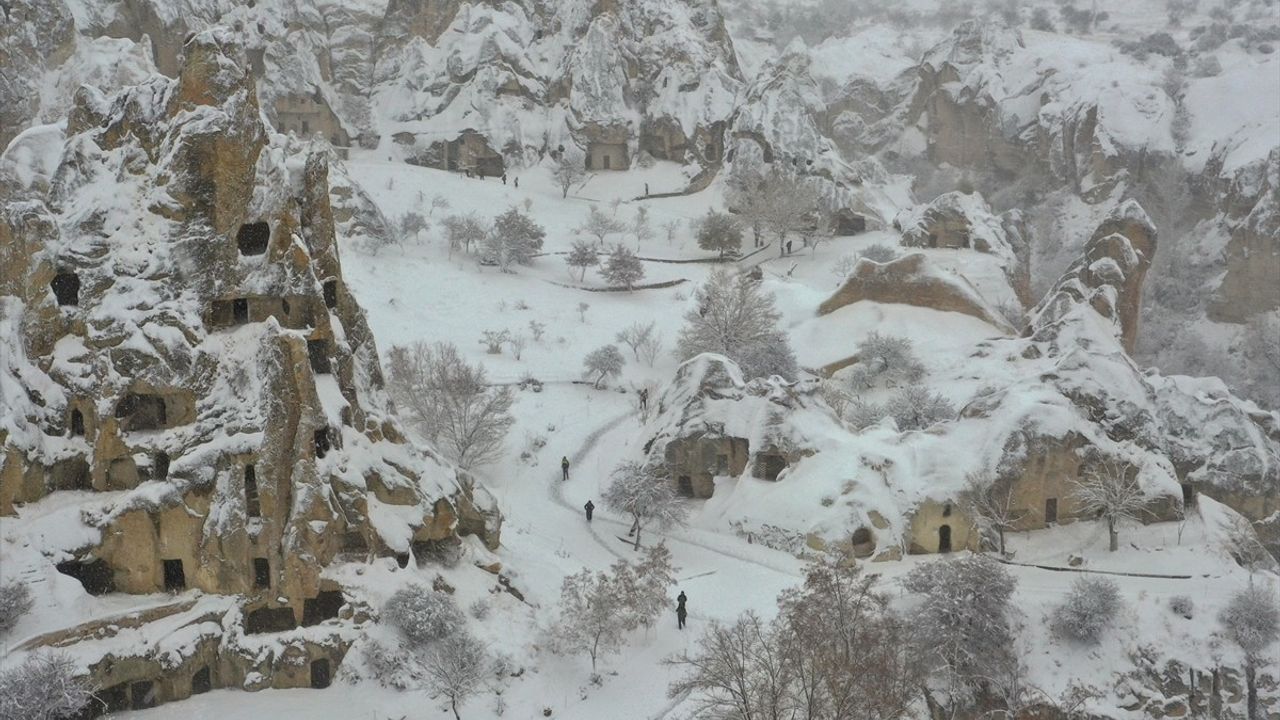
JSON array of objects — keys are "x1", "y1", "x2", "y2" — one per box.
[{"x1": 0, "y1": 30, "x2": 500, "y2": 704}]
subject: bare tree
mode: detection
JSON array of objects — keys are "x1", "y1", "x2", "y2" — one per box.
[
  {"x1": 566, "y1": 239, "x2": 600, "y2": 281},
  {"x1": 548, "y1": 566, "x2": 629, "y2": 671},
  {"x1": 442, "y1": 214, "x2": 489, "y2": 257},
  {"x1": 429, "y1": 194, "x2": 450, "y2": 216},
  {"x1": 667, "y1": 612, "x2": 792, "y2": 719},
  {"x1": 616, "y1": 321, "x2": 656, "y2": 361},
  {"x1": 528, "y1": 320, "x2": 547, "y2": 342},
  {"x1": 576, "y1": 302, "x2": 590, "y2": 323},
  {"x1": 637, "y1": 331, "x2": 664, "y2": 367},
  {"x1": 676, "y1": 269, "x2": 797, "y2": 379},
  {"x1": 599, "y1": 246, "x2": 645, "y2": 289},
  {"x1": 385, "y1": 342, "x2": 515, "y2": 468},
  {"x1": 632, "y1": 206, "x2": 653, "y2": 250},
  {"x1": 959, "y1": 472, "x2": 1022, "y2": 555},
  {"x1": 1071, "y1": 459, "x2": 1150, "y2": 552},
  {"x1": 663, "y1": 219, "x2": 681, "y2": 245},
  {"x1": 1219, "y1": 584, "x2": 1280, "y2": 720},
  {"x1": 478, "y1": 330, "x2": 511, "y2": 354},
  {"x1": 423, "y1": 632, "x2": 490, "y2": 720},
  {"x1": 603, "y1": 461, "x2": 688, "y2": 549},
  {"x1": 554, "y1": 155, "x2": 586, "y2": 198},
  {"x1": 579, "y1": 205, "x2": 626, "y2": 247},
  {"x1": 582, "y1": 344, "x2": 625, "y2": 388},
  {"x1": 0, "y1": 652, "x2": 94, "y2": 720}
]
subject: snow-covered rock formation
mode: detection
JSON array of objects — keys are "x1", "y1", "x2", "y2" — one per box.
[{"x1": 0, "y1": 30, "x2": 499, "y2": 709}]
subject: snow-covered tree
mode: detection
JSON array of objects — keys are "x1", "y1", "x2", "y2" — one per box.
[
  {"x1": 886, "y1": 386, "x2": 955, "y2": 431},
  {"x1": 632, "y1": 206, "x2": 653, "y2": 249},
  {"x1": 847, "y1": 332, "x2": 925, "y2": 390},
  {"x1": 959, "y1": 473, "x2": 1022, "y2": 555},
  {"x1": 1051, "y1": 577, "x2": 1123, "y2": 645},
  {"x1": 582, "y1": 344, "x2": 625, "y2": 388},
  {"x1": 442, "y1": 214, "x2": 489, "y2": 257},
  {"x1": 695, "y1": 210, "x2": 743, "y2": 258},
  {"x1": 616, "y1": 321, "x2": 656, "y2": 361},
  {"x1": 728, "y1": 169, "x2": 814, "y2": 253},
  {"x1": 483, "y1": 207, "x2": 545, "y2": 272},
  {"x1": 576, "y1": 302, "x2": 590, "y2": 323},
  {"x1": 554, "y1": 155, "x2": 585, "y2": 198},
  {"x1": 1219, "y1": 584, "x2": 1280, "y2": 719},
  {"x1": 386, "y1": 342, "x2": 515, "y2": 467},
  {"x1": 858, "y1": 243, "x2": 899, "y2": 264},
  {"x1": 901, "y1": 555, "x2": 1017, "y2": 706},
  {"x1": 423, "y1": 631, "x2": 490, "y2": 720},
  {"x1": 400, "y1": 212, "x2": 430, "y2": 244},
  {"x1": 663, "y1": 219, "x2": 681, "y2": 245},
  {"x1": 627, "y1": 544, "x2": 678, "y2": 628},
  {"x1": 0, "y1": 582, "x2": 33, "y2": 635},
  {"x1": 676, "y1": 269, "x2": 798, "y2": 379},
  {"x1": 0, "y1": 652, "x2": 93, "y2": 720},
  {"x1": 478, "y1": 330, "x2": 511, "y2": 354},
  {"x1": 603, "y1": 461, "x2": 688, "y2": 549},
  {"x1": 667, "y1": 612, "x2": 791, "y2": 718},
  {"x1": 1071, "y1": 459, "x2": 1149, "y2": 552},
  {"x1": 599, "y1": 246, "x2": 645, "y2": 289},
  {"x1": 565, "y1": 239, "x2": 600, "y2": 281},
  {"x1": 382, "y1": 584, "x2": 466, "y2": 648},
  {"x1": 548, "y1": 566, "x2": 629, "y2": 670},
  {"x1": 637, "y1": 330, "x2": 664, "y2": 367},
  {"x1": 429, "y1": 194, "x2": 450, "y2": 216},
  {"x1": 507, "y1": 333, "x2": 527, "y2": 361},
  {"x1": 579, "y1": 205, "x2": 625, "y2": 247}
]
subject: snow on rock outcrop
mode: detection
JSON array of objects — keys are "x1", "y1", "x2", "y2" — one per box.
[
  {"x1": 893, "y1": 190, "x2": 1031, "y2": 305},
  {"x1": 0, "y1": 31, "x2": 499, "y2": 706}
]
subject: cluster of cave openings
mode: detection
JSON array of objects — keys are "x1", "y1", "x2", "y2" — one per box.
[
  {"x1": 314, "y1": 428, "x2": 331, "y2": 459},
  {"x1": 310, "y1": 659, "x2": 331, "y2": 689},
  {"x1": 237, "y1": 222, "x2": 270, "y2": 256},
  {"x1": 114, "y1": 393, "x2": 167, "y2": 431},
  {"x1": 244, "y1": 464, "x2": 260, "y2": 518},
  {"x1": 51, "y1": 271, "x2": 80, "y2": 306},
  {"x1": 56, "y1": 558, "x2": 115, "y2": 595},
  {"x1": 308, "y1": 339, "x2": 331, "y2": 374},
  {"x1": 163, "y1": 559, "x2": 186, "y2": 592}
]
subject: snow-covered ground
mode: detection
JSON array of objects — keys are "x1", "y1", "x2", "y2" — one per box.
[{"x1": 80, "y1": 154, "x2": 1272, "y2": 719}]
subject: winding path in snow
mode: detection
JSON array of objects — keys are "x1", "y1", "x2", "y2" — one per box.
[{"x1": 546, "y1": 409, "x2": 637, "y2": 561}]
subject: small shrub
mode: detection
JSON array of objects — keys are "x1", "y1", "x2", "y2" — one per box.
[
  {"x1": 382, "y1": 585, "x2": 464, "y2": 647},
  {"x1": 858, "y1": 243, "x2": 899, "y2": 264},
  {"x1": 1051, "y1": 576, "x2": 1123, "y2": 645},
  {"x1": 1169, "y1": 594, "x2": 1194, "y2": 618},
  {"x1": 0, "y1": 582, "x2": 34, "y2": 635},
  {"x1": 470, "y1": 597, "x2": 492, "y2": 620},
  {"x1": 0, "y1": 653, "x2": 93, "y2": 719}
]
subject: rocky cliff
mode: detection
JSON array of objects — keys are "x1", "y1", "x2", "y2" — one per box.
[{"x1": 0, "y1": 30, "x2": 499, "y2": 708}]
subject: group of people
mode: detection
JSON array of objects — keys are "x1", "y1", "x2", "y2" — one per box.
[
  {"x1": 461, "y1": 168, "x2": 518, "y2": 188},
  {"x1": 564, "y1": 456, "x2": 690, "y2": 630}
]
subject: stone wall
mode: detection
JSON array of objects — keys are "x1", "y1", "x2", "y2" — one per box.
[{"x1": 663, "y1": 435, "x2": 750, "y2": 498}]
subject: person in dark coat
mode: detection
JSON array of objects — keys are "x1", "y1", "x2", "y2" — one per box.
[
  {"x1": 501, "y1": 173, "x2": 508, "y2": 185},
  {"x1": 644, "y1": 182, "x2": 650, "y2": 197},
  {"x1": 561, "y1": 456, "x2": 570, "y2": 481},
  {"x1": 637, "y1": 388, "x2": 649, "y2": 412},
  {"x1": 676, "y1": 591, "x2": 688, "y2": 629},
  {"x1": 584, "y1": 500, "x2": 594, "y2": 522},
  {"x1": 514, "y1": 177, "x2": 519, "y2": 188}
]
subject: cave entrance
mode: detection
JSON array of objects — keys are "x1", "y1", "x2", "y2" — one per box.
[
  {"x1": 153, "y1": 452, "x2": 170, "y2": 481},
  {"x1": 244, "y1": 465, "x2": 260, "y2": 518},
  {"x1": 70, "y1": 408, "x2": 85, "y2": 437},
  {"x1": 677, "y1": 475, "x2": 694, "y2": 498},
  {"x1": 96, "y1": 684, "x2": 129, "y2": 714},
  {"x1": 302, "y1": 590, "x2": 344, "y2": 626},
  {"x1": 310, "y1": 658, "x2": 331, "y2": 689},
  {"x1": 56, "y1": 559, "x2": 114, "y2": 595},
  {"x1": 253, "y1": 558, "x2": 270, "y2": 589},
  {"x1": 129, "y1": 680, "x2": 156, "y2": 710},
  {"x1": 114, "y1": 393, "x2": 167, "y2": 431},
  {"x1": 1045, "y1": 497, "x2": 1059, "y2": 524},
  {"x1": 190, "y1": 666, "x2": 211, "y2": 695},
  {"x1": 322, "y1": 280, "x2": 338, "y2": 310},
  {"x1": 236, "y1": 222, "x2": 270, "y2": 256},
  {"x1": 938, "y1": 524, "x2": 952, "y2": 554},
  {"x1": 314, "y1": 428, "x2": 331, "y2": 459},
  {"x1": 232, "y1": 298, "x2": 249, "y2": 325},
  {"x1": 760, "y1": 454, "x2": 786, "y2": 482},
  {"x1": 308, "y1": 339, "x2": 331, "y2": 374},
  {"x1": 245, "y1": 606, "x2": 297, "y2": 634},
  {"x1": 1181, "y1": 483, "x2": 1197, "y2": 508},
  {"x1": 162, "y1": 559, "x2": 186, "y2": 592},
  {"x1": 51, "y1": 271, "x2": 80, "y2": 306}
]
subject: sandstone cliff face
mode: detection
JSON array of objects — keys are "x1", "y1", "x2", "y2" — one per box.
[{"x1": 0, "y1": 30, "x2": 499, "y2": 703}]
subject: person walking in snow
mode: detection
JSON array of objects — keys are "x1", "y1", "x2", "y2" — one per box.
[
  {"x1": 637, "y1": 388, "x2": 649, "y2": 412},
  {"x1": 561, "y1": 456, "x2": 570, "y2": 481},
  {"x1": 676, "y1": 591, "x2": 688, "y2": 630},
  {"x1": 501, "y1": 172, "x2": 507, "y2": 185},
  {"x1": 514, "y1": 177, "x2": 519, "y2": 189},
  {"x1": 584, "y1": 500, "x2": 594, "y2": 522},
  {"x1": 644, "y1": 182, "x2": 650, "y2": 197}
]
